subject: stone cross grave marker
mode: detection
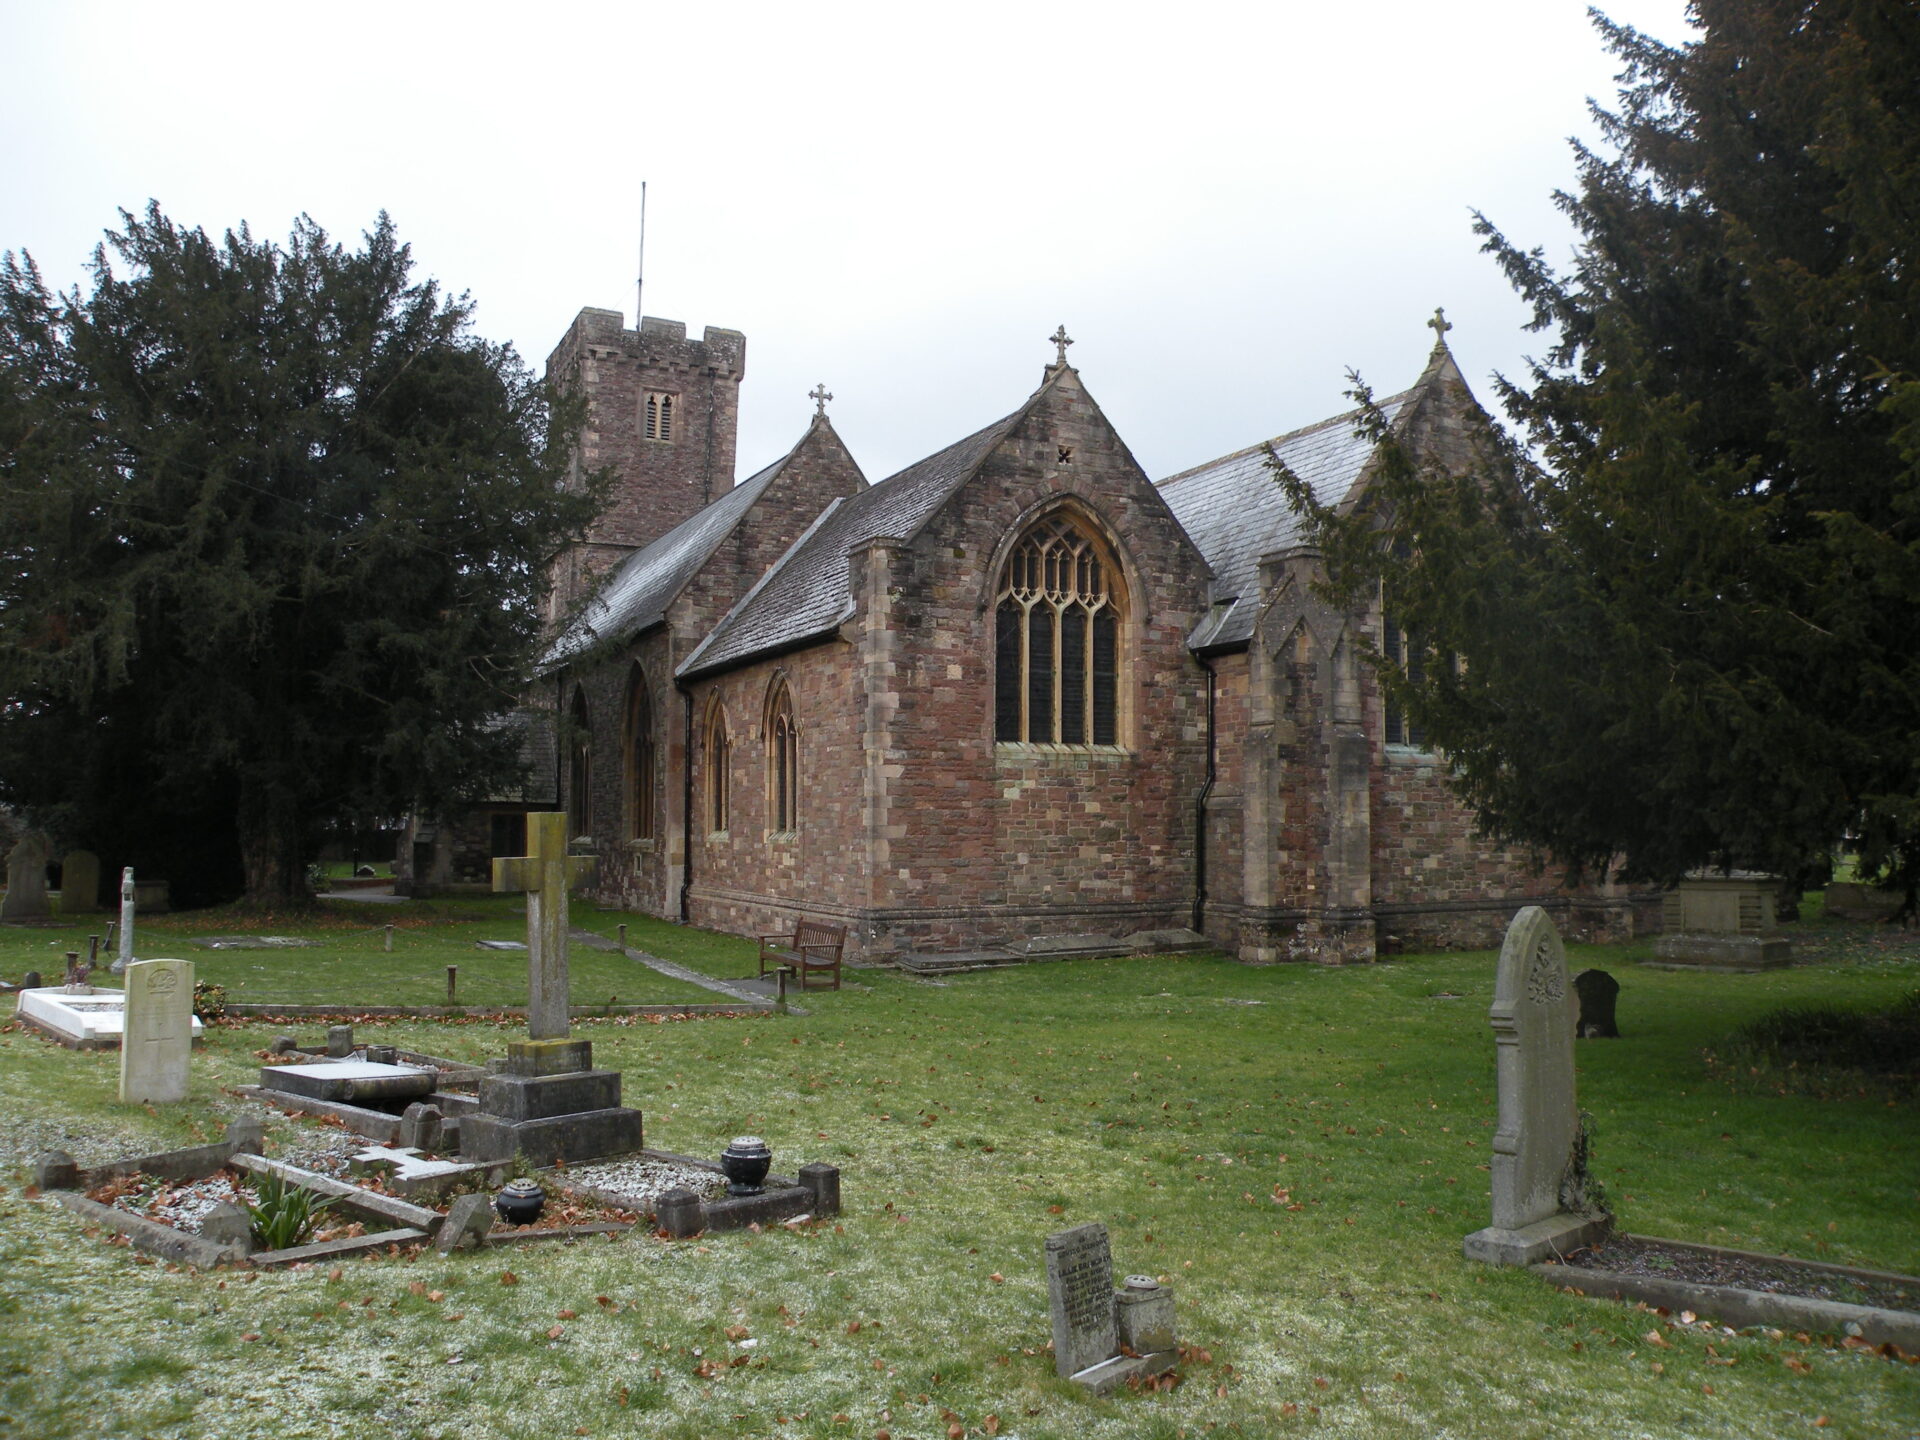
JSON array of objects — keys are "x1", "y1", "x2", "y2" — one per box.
[
  {"x1": 1, "y1": 831, "x2": 50, "y2": 920},
  {"x1": 117, "y1": 867, "x2": 137, "y2": 970},
  {"x1": 60, "y1": 850, "x2": 100, "y2": 915},
  {"x1": 1464, "y1": 906, "x2": 1611, "y2": 1265},
  {"x1": 119, "y1": 958, "x2": 194, "y2": 1104},
  {"x1": 491, "y1": 811, "x2": 597, "y2": 1040},
  {"x1": 1045, "y1": 1221, "x2": 1117, "y2": 1378}
]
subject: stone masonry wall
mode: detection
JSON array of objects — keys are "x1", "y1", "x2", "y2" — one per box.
[{"x1": 545, "y1": 309, "x2": 745, "y2": 613}]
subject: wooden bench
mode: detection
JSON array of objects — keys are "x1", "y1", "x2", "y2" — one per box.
[{"x1": 758, "y1": 919, "x2": 848, "y2": 991}]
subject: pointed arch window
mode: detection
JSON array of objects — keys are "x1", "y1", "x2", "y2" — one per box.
[
  {"x1": 567, "y1": 686, "x2": 593, "y2": 836},
  {"x1": 704, "y1": 702, "x2": 732, "y2": 834},
  {"x1": 766, "y1": 682, "x2": 798, "y2": 836},
  {"x1": 994, "y1": 515, "x2": 1122, "y2": 745},
  {"x1": 644, "y1": 390, "x2": 676, "y2": 442},
  {"x1": 624, "y1": 665, "x2": 655, "y2": 841}
]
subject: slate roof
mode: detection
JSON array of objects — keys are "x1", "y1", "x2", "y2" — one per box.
[
  {"x1": 1158, "y1": 391, "x2": 1410, "y2": 650},
  {"x1": 679, "y1": 397, "x2": 1038, "y2": 677},
  {"x1": 480, "y1": 707, "x2": 557, "y2": 805},
  {"x1": 543, "y1": 450, "x2": 793, "y2": 666}
]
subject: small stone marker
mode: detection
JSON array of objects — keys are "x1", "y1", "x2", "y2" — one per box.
[
  {"x1": 118, "y1": 959, "x2": 194, "y2": 1104},
  {"x1": 398, "y1": 1102, "x2": 445, "y2": 1152},
  {"x1": 1044, "y1": 1222, "x2": 1178, "y2": 1393},
  {"x1": 60, "y1": 850, "x2": 101, "y2": 914},
  {"x1": 1464, "y1": 907, "x2": 1611, "y2": 1265},
  {"x1": 268, "y1": 1033, "x2": 300, "y2": 1055},
  {"x1": 655, "y1": 1186, "x2": 705, "y2": 1239},
  {"x1": 226, "y1": 1116, "x2": 266, "y2": 1155},
  {"x1": 1574, "y1": 968, "x2": 1621, "y2": 1038},
  {"x1": 117, "y1": 867, "x2": 137, "y2": 970},
  {"x1": 436, "y1": 1192, "x2": 496, "y2": 1253},
  {"x1": 1046, "y1": 1222, "x2": 1118, "y2": 1377},
  {"x1": 200, "y1": 1202, "x2": 254, "y2": 1251},
  {"x1": 1, "y1": 832, "x2": 51, "y2": 920},
  {"x1": 326, "y1": 1025, "x2": 355, "y2": 1058},
  {"x1": 33, "y1": 1150, "x2": 79, "y2": 1191},
  {"x1": 490, "y1": 812, "x2": 597, "y2": 1040}
]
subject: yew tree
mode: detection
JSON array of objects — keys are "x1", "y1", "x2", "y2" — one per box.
[
  {"x1": 1283, "y1": 3, "x2": 1920, "y2": 893},
  {"x1": 0, "y1": 206, "x2": 600, "y2": 904}
]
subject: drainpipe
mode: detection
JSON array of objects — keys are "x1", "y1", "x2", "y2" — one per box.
[
  {"x1": 677, "y1": 676, "x2": 695, "y2": 924},
  {"x1": 1192, "y1": 655, "x2": 1218, "y2": 934}
]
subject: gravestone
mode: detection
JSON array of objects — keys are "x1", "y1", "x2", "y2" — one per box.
[
  {"x1": 60, "y1": 850, "x2": 101, "y2": 915},
  {"x1": 490, "y1": 812, "x2": 596, "y2": 1040},
  {"x1": 1, "y1": 832, "x2": 51, "y2": 921},
  {"x1": 1573, "y1": 968, "x2": 1620, "y2": 1038},
  {"x1": 327, "y1": 1025, "x2": 355, "y2": 1058},
  {"x1": 119, "y1": 959, "x2": 194, "y2": 1104},
  {"x1": 116, "y1": 867, "x2": 137, "y2": 970},
  {"x1": 1045, "y1": 1223, "x2": 1117, "y2": 1377},
  {"x1": 1464, "y1": 907, "x2": 1611, "y2": 1265},
  {"x1": 1043, "y1": 1221, "x2": 1179, "y2": 1394},
  {"x1": 457, "y1": 813, "x2": 640, "y2": 1167}
]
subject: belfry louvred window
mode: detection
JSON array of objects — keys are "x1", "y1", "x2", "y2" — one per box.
[
  {"x1": 644, "y1": 391, "x2": 675, "y2": 442},
  {"x1": 994, "y1": 515, "x2": 1121, "y2": 745}
]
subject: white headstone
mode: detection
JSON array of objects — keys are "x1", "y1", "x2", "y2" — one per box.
[{"x1": 119, "y1": 959, "x2": 194, "y2": 1104}]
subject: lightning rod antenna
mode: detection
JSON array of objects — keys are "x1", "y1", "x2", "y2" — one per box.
[{"x1": 636, "y1": 181, "x2": 648, "y2": 326}]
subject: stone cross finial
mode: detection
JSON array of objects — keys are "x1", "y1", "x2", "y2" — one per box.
[
  {"x1": 809, "y1": 383, "x2": 833, "y2": 417},
  {"x1": 1428, "y1": 306, "x2": 1453, "y2": 340},
  {"x1": 491, "y1": 812, "x2": 597, "y2": 1040},
  {"x1": 1050, "y1": 325, "x2": 1074, "y2": 367}
]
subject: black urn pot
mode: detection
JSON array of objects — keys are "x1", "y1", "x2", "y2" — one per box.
[
  {"x1": 495, "y1": 1178, "x2": 545, "y2": 1225},
  {"x1": 720, "y1": 1136, "x2": 773, "y2": 1196}
]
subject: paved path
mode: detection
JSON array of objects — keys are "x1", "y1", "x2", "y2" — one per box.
[{"x1": 568, "y1": 929, "x2": 799, "y2": 1012}]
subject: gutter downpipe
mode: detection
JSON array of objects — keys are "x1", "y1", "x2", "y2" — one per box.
[
  {"x1": 1192, "y1": 654, "x2": 1218, "y2": 935},
  {"x1": 677, "y1": 675, "x2": 695, "y2": 924}
]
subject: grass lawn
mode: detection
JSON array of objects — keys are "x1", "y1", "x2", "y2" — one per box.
[
  {"x1": 0, "y1": 896, "x2": 734, "y2": 1010},
  {"x1": 0, "y1": 909, "x2": 1913, "y2": 1439}
]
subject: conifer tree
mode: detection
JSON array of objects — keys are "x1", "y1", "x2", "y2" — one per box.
[
  {"x1": 0, "y1": 206, "x2": 601, "y2": 904},
  {"x1": 1281, "y1": 3, "x2": 1920, "y2": 895}
]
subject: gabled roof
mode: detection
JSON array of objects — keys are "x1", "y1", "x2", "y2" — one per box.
[
  {"x1": 679, "y1": 384, "x2": 1049, "y2": 678},
  {"x1": 1158, "y1": 391, "x2": 1412, "y2": 650},
  {"x1": 544, "y1": 448, "x2": 795, "y2": 667}
]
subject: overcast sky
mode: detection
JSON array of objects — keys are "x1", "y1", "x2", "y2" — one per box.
[{"x1": 2, "y1": 0, "x2": 1691, "y2": 484}]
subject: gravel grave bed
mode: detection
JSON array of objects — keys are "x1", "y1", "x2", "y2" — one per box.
[
  {"x1": 1566, "y1": 1234, "x2": 1919, "y2": 1312},
  {"x1": 556, "y1": 1155, "x2": 729, "y2": 1211}
]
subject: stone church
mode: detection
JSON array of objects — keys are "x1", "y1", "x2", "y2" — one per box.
[{"x1": 406, "y1": 304, "x2": 1653, "y2": 964}]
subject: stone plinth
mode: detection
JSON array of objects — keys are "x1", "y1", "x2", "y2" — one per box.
[
  {"x1": 1655, "y1": 873, "x2": 1793, "y2": 970},
  {"x1": 457, "y1": 1038, "x2": 642, "y2": 1166},
  {"x1": 1652, "y1": 933, "x2": 1793, "y2": 970},
  {"x1": 458, "y1": 1107, "x2": 644, "y2": 1167}
]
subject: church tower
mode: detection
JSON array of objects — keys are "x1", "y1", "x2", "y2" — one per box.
[{"x1": 544, "y1": 308, "x2": 746, "y2": 618}]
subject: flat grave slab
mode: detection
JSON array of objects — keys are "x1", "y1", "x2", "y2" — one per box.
[
  {"x1": 16, "y1": 986, "x2": 205, "y2": 1049},
  {"x1": 191, "y1": 935, "x2": 321, "y2": 950},
  {"x1": 259, "y1": 1058, "x2": 436, "y2": 1104}
]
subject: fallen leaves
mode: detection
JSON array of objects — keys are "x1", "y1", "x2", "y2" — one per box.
[{"x1": 499, "y1": 1271, "x2": 518, "y2": 1285}]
